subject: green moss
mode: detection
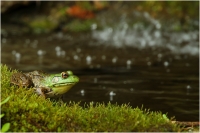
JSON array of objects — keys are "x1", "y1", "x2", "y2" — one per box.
[
  {"x1": 1, "y1": 96, "x2": 11, "y2": 132},
  {"x1": 1, "y1": 64, "x2": 182, "y2": 132},
  {"x1": 63, "y1": 19, "x2": 95, "y2": 32},
  {"x1": 28, "y1": 17, "x2": 58, "y2": 34}
]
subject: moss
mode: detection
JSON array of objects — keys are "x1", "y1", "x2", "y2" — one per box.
[
  {"x1": 1, "y1": 97, "x2": 11, "y2": 132},
  {"x1": 1, "y1": 64, "x2": 182, "y2": 132},
  {"x1": 63, "y1": 19, "x2": 96, "y2": 32},
  {"x1": 28, "y1": 17, "x2": 58, "y2": 34}
]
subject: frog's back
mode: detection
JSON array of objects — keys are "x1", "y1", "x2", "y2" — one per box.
[
  {"x1": 24, "y1": 70, "x2": 47, "y2": 87},
  {"x1": 10, "y1": 72, "x2": 33, "y2": 88}
]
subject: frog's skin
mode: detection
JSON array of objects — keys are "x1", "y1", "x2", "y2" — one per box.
[{"x1": 10, "y1": 70, "x2": 79, "y2": 98}]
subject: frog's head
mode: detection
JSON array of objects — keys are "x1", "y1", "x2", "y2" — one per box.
[{"x1": 46, "y1": 71, "x2": 79, "y2": 95}]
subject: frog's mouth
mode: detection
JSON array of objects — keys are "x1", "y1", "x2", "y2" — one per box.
[{"x1": 52, "y1": 82, "x2": 76, "y2": 87}]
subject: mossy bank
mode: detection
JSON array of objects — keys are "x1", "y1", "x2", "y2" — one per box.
[{"x1": 1, "y1": 64, "x2": 182, "y2": 132}]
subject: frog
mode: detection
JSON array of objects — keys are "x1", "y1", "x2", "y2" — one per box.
[{"x1": 10, "y1": 70, "x2": 79, "y2": 98}]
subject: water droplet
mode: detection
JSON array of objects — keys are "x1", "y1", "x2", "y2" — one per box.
[
  {"x1": 155, "y1": 23, "x2": 161, "y2": 29},
  {"x1": 147, "y1": 61, "x2": 151, "y2": 66},
  {"x1": 55, "y1": 46, "x2": 61, "y2": 52},
  {"x1": 164, "y1": 61, "x2": 169, "y2": 67},
  {"x1": 31, "y1": 40, "x2": 38, "y2": 48},
  {"x1": 56, "y1": 48, "x2": 65, "y2": 57},
  {"x1": 15, "y1": 53, "x2": 21, "y2": 58},
  {"x1": 56, "y1": 32, "x2": 63, "y2": 38},
  {"x1": 94, "y1": 78, "x2": 98, "y2": 83},
  {"x1": 76, "y1": 48, "x2": 81, "y2": 53},
  {"x1": 102, "y1": 55, "x2": 106, "y2": 60},
  {"x1": 15, "y1": 53, "x2": 21, "y2": 64},
  {"x1": 112, "y1": 57, "x2": 117, "y2": 63},
  {"x1": 86, "y1": 56, "x2": 92, "y2": 61},
  {"x1": 126, "y1": 60, "x2": 132, "y2": 65},
  {"x1": 86, "y1": 55, "x2": 92, "y2": 64},
  {"x1": 109, "y1": 91, "x2": 116, "y2": 101},
  {"x1": 61, "y1": 51, "x2": 65, "y2": 57},
  {"x1": 37, "y1": 50, "x2": 45, "y2": 65},
  {"x1": 12, "y1": 50, "x2": 16, "y2": 55},
  {"x1": 108, "y1": 27, "x2": 113, "y2": 33},
  {"x1": 157, "y1": 53, "x2": 162, "y2": 58},
  {"x1": 186, "y1": 85, "x2": 191, "y2": 89},
  {"x1": 37, "y1": 50, "x2": 44, "y2": 56},
  {"x1": 154, "y1": 31, "x2": 161, "y2": 38},
  {"x1": 74, "y1": 55, "x2": 79, "y2": 60},
  {"x1": 144, "y1": 12, "x2": 150, "y2": 19},
  {"x1": 149, "y1": 40, "x2": 156, "y2": 46},
  {"x1": 80, "y1": 89, "x2": 85, "y2": 96},
  {"x1": 140, "y1": 39, "x2": 146, "y2": 47},
  {"x1": 91, "y1": 23, "x2": 97, "y2": 30},
  {"x1": 126, "y1": 60, "x2": 132, "y2": 69},
  {"x1": 109, "y1": 91, "x2": 116, "y2": 96},
  {"x1": 56, "y1": 51, "x2": 61, "y2": 57}
]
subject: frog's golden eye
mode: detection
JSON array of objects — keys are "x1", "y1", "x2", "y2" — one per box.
[{"x1": 61, "y1": 72, "x2": 68, "y2": 79}]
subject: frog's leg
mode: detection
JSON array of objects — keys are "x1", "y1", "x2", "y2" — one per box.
[
  {"x1": 44, "y1": 91, "x2": 64, "y2": 101},
  {"x1": 34, "y1": 87, "x2": 51, "y2": 98},
  {"x1": 44, "y1": 91, "x2": 58, "y2": 98}
]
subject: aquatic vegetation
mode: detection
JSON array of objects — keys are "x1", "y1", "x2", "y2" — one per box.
[
  {"x1": 28, "y1": 17, "x2": 59, "y2": 34},
  {"x1": 63, "y1": 19, "x2": 96, "y2": 32},
  {"x1": 1, "y1": 64, "x2": 182, "y2": 132}
]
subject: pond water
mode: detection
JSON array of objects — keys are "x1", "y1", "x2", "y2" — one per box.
[
  {"x1": 1, "y1": 32, "x2": 199, "y2": 121},
  {"x1": 1, "y1": 8, "x2": 199, "y2": 121}
]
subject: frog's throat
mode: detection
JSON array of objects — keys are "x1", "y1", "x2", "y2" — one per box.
[{"x1": 51, "y1": 83, "x2": 76, "y2": 95}]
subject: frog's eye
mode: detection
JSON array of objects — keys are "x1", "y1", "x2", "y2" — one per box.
[{"x1": 61, "y1": 72, "x2": 68, "y2": 79}]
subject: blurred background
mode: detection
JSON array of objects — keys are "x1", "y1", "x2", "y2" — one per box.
[{"x1": 1, "y1": 1, "x2": 199, "y2": 121}]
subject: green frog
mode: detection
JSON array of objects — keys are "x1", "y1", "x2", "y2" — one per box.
[{"x1": 10, "y1": 70, "x2": 79, "y2": 98}]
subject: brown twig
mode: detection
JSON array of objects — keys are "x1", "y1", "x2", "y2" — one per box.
[{"x1": 172, "y1": 121, "x2": 200, "y2": 127}]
